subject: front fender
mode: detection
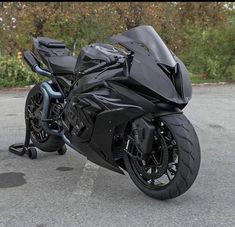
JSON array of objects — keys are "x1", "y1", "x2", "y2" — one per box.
[{"x1": 154, "y1": 103, "x2": 182, "y2": 117}]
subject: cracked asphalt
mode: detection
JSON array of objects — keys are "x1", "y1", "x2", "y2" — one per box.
[{"x1": 0, "y1": 84, "x2": 234, "y2": 227}]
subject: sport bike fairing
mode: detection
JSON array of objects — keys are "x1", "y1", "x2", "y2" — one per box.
[
  {"x1": 19, "y1": 25, "x2": 200, "y2": 199},
  {"x1": 111, "y1": 25, "x2": 192, "y2": 105},
  {"x1": 112, "y1": 25, "x2": 176, "y2": 67}
]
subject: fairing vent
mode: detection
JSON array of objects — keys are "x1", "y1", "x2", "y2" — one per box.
[{"x1": 158, "y1": 63, "x2": 183, "y2": 98}]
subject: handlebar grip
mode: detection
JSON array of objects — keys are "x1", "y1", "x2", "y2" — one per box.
[{"x1": 23, "y1": 50, "x2": 38, "y2": 71}]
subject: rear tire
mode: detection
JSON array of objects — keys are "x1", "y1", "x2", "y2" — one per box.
[
  {"x1": 25, "y1": 83, "x2": 65, "y2": 152},
  {"x1": 124, "y1": 113, "x2": 201, "y2": 200}
]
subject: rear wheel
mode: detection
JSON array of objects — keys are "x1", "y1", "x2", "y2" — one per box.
[
  {"x1": 124, "y1": 113, "x2": 201, "y2": 200},
  {"x1": 25, "y1": 83, "x2": 65, "y2": 152}
]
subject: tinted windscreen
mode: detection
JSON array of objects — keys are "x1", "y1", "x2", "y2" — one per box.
[{"x1": 111, "y1": 25, "x2": 176, "y2": 68}]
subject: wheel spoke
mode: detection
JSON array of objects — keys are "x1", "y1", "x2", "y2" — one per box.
[
  {"x1": 41, "y1": 130, "x2": 46, "y2": 138},
  {"x1": 28, "y1": 92, "x2": 49, "y2": 143},
  {"x1": 129, "y1": 119, "x2": 179, "y2": 189},
  {"x1": 27, "y1": 109, "x2": 35, "y2": 118},
  {"x1": 38, "y1": 131, "x2": 43, "y2": 141},
  {"x1": 151, "y1": 167, "x2": 156, "y2": 174},
  {"x1": 152, "y1": 155, "x2": 159, "y2": 165},
  {"x1": 31, "y1": 96, "x2": 39, "y2": 107},
  {"x1": 166, "y1": 170, "x2": 171, "y2": 182},
  {"x1": 164, "y1": 136, "x2": 171, "y2": 141}
]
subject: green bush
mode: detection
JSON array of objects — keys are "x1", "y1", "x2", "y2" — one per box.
[
  {"x1": 47, "y1": 15, "x2": 111, "y2": 56},
  {"x1": 179, "y1": 20, "x2": 235, "y2": 81},
  {"x1": 0, "y1": 56, "x2": 43, "y2": 87}
]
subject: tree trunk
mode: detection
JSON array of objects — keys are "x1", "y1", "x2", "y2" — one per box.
[{"x1": 34, "y1": 17, "x2": 46, "y2": 37}]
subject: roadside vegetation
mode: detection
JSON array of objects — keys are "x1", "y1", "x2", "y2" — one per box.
[{"x1": 0, "y1": 2, "x2": 234, "y2": 88}]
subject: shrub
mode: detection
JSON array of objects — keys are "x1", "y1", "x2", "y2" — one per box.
[
  {"x1": 179, "y1": 20, "x2": 235, "y2": 81},
  {"x1": 0, "y1": 56, "x2": 43, "y2": 87}
]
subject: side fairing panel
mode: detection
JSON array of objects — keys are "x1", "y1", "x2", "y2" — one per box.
[
  {"x1": 90, "y1": 107, "x2": 142, "y2": 170},
  {"x1": 173, "y1": 55, "x2": 192, "y2": 103},
  {"x1": 129, "y1": 51, "x2": 186, "y2": 104},
  {"x1": 67, "y1": 81, "x2": 156, "y2": 174}
]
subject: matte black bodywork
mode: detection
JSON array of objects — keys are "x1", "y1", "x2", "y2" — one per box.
[
  {"x1": 110, "y1": 25, "x2": 192, "y2": 105},
  {"x1": 24, "y1": 25, "x2": 191, "y2": 174}
]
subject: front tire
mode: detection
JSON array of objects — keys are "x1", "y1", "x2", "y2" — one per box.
[{"x1": 124, "y1": 113, "x2": 201, "y2": 200}]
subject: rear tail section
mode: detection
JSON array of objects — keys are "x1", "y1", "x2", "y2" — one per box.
[{"x1": 23, "y1": 50, "x2": 51, "y2": 77}]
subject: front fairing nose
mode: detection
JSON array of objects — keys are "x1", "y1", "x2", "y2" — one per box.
[{"x1": 111, "y1": 25, "x2": 177, "y2": 68}]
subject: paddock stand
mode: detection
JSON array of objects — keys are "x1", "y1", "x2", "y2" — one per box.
[{"x1": 8, "y1": 115, "x2": 67, "y2": 159}]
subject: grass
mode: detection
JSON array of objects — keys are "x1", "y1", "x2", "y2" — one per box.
[{"x1": 189, "y1": 73, "x2": 228, "y2": 84}]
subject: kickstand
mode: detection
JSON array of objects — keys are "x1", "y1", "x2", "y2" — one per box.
[{"x1": 9, "y1": 116, "x2": 37, "y2": 159}]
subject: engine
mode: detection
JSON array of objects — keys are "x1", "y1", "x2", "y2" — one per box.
[{"x1": 62, "y1": 95, "x2": 102, "y2": 143}]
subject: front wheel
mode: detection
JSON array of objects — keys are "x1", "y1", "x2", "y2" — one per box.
[{"x1": 124, "y1": 113, "x2": 201, "y2": 200}]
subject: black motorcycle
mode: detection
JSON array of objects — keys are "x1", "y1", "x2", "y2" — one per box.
[{"x1": 20, "y1": 25, "x2": 200, "y2": 200}]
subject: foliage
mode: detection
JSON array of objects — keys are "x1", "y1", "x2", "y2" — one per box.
[
  {"x1": 179, "y1": 18, "x2": 235, "y2": 80},
  {"x1": 0, "y1": 2, "x2": 234, "y2": 87},
  {"x1": 0, "y1": 56, "x2": 43, "y2": 87}
]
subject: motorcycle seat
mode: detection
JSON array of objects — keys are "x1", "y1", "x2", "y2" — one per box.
[
  {"x1": 47, "y1": 56, "x2": 77, "y2": 74},
  {"x1": 38, "y1": 37, "x2": 66, "y2": 48}
]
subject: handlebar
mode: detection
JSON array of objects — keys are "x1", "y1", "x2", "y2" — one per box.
[{"x1": 81, "y1": 56, "x2": 125, "y2": 75}]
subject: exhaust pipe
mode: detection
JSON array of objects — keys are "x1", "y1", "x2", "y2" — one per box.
[
  {"x1": 40, "y1": 81, "x2": 63, "y2": 136},
  {"x1": 40, "y1": 82, "x2": 81, "y2": 152},
  {"x1": 23, "y1": 50, "x2": 51, "y2": 77}
]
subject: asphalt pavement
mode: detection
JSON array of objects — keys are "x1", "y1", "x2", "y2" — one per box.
[{"x1": 0, "y1": 84, "x2": 234, "y2": 227}]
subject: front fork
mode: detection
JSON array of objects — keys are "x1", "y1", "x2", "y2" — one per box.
[{"x1": 125, "y1": 116, "x2": 155, "y2": 160}]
